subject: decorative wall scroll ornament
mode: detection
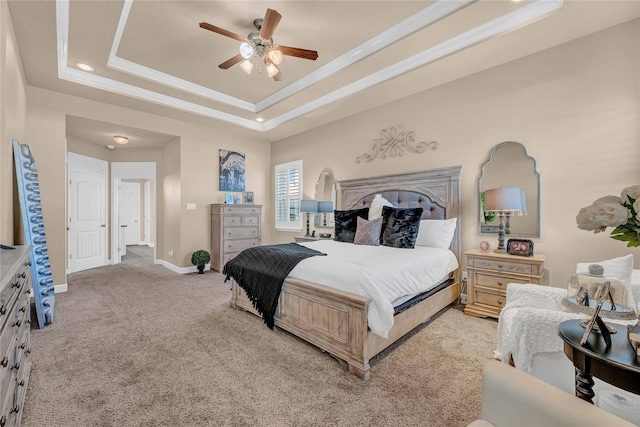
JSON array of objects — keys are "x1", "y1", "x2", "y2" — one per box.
[{"x1": 355, "y1": 125, "x2": 439, "y2": 164}]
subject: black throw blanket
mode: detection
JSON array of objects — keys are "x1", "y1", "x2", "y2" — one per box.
[{"x1": 223, "y1": 243, "x2": 326, "y2": 329}]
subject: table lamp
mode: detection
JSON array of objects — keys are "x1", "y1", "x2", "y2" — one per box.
[
  {"x1": 300, "y1": 200, "x2": 318, "y2": 237},
  {"x1": 484, "y1": 187, "x2": 524, "y2": 253},
  {"x1": 317, "y1": 201, "x2": 334, "y2": 227}
]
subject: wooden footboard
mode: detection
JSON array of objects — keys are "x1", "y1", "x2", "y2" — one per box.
[{"x1": 230, "y1": 277, "x2": 460, "y2": 380}]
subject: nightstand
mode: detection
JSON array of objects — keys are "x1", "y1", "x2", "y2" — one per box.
[
  {"x1": 294, "y1": 236, "x2": 323, "y2": 243},
  {"x1": 464, "y1": 249, "x2": 546, "y2": 319}
]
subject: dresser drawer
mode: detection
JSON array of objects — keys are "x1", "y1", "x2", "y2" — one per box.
[
  {"x1": 224, "y1": 240, "x2": 259, "y2": 253},
  {"x1": 223, "y1": 216, "x2": 260, "y2": 227},
  {"x1": 224, "y1": 227, "x2": 259, "y2": 239},
  {"x1": 474, "y1": 272, "x2": 533, "y2": 291},
  {"x1": 223, "y1": 206, "x2": 261, "y2": 216},
  {"x1": 471, "y1": 258, "x2": 534, "y2": 275},
  {"x1": 474, "y1": 290, "x2": 506, "y2": 310}
]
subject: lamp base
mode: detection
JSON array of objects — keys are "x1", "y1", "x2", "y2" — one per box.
[
  {"x1": 304, "y1": 213, "x2": 311, "y2": 237},
  {"x1": 494, "y1": 212, "x2": 507, "y2": 253}
]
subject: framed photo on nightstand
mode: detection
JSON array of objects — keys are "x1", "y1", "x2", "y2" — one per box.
[{"x1": 507, "y1": 239, "x2": 534, "y2": 256}]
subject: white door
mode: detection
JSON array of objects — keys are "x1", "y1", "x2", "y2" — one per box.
[
  {"x1": 119, "y1": 182, "x2": 141, "y2": 246},
  {"x1": 68, "y1": 170, "x2": 107, "y2": 273}
]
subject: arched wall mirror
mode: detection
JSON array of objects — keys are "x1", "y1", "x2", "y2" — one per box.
[
  {"x1": 479, "y1": 141, "x2": 540, "y2": 237},
  {"x1": 314, "y1": 168, "x2": 337, "y2": 228}
]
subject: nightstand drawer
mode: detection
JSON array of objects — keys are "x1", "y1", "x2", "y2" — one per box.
[
  {"x1": 475, "y1": 272, "x2": 532, "y2": 291},
  {"x1": 472, "y1": 258, "x2": 533, "y2": 275},
  {"x1": 474, "y1": 290, "x2": 506, "y2": 309}
]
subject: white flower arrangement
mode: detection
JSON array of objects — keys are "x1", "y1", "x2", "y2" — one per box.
[{"x1": 576, "y1": 185, "x2": 640, "y2": 247}]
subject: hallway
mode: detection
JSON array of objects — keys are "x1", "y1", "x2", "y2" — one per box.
[{"x1": 121, "y1": 245, "x2": 154, "y2": 266}]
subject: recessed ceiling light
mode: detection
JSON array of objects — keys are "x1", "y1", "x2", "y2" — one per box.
[
  {"x1": 75, "y1": 62, "x2": 95, "y2": 72},
  {"x1": 256, "y1": 117, "x2": 264, "y2": 123}
]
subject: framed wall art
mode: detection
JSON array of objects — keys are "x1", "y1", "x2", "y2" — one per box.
[{"x1": 219, "y1": 150, "x2": 245, "y2": 192}]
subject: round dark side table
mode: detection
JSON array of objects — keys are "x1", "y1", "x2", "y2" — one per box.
[{"x1": 558, "y1": 318, "x2": 640, "y2": 404}]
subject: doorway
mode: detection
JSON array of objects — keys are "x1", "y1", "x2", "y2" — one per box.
[{"x1": 111, "y1": 162, "x2": 157, "y2": 265}]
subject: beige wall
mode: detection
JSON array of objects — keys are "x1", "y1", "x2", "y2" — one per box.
[
  {"x1": 271, "y1": 20, "x2": 640, "y2": 287},
  {"x1": 0, "y1": 1, "x2": 27, "y2": 245},
  {"x1": 23, "y1": 87, "x2": 269, "y2": 286}
]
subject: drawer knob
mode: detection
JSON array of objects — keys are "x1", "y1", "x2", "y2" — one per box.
[
  {"x1": 497, "y1": 282, "x2": 503, "y2": 286},
  {"x1": 0, "y1": 306, "x2": 6, "y2": 316},
  {"x1": 0, "y1": 415, "x2": 5, "y2": 426},
  {"x1": 19, "y1": 343, "x2": 25, "y2": 350},
  {"x1": 1, "y1": 357, "x2": 8, "y2": 368},
  {"x1": 498, "y1": 264, "x2": 503, "y2": 268},
  {"x1": 13, "y1": 320, "x2": 21, "y2": 328},
  {"x1": 18, "y1": 380, "x2": 24, "y2": 387},
  {"x1": 498, "y1": 300, "x2": 504, "y2": 306},
  {"x1": 12, "y1": 362, "x2": 19, "y2": 371}
]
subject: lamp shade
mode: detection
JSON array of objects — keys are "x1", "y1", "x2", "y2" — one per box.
[
  {"x1": 300, "y1": 200, "x2": 318, "y2": 213},
  {"x1": 484, "y1": 187, "x2": 523, "y2": 212},
  {"x1": 317, "y1": 201, "x2": 333, "y2": 213}
]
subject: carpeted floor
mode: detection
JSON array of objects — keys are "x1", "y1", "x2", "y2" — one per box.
[{"x1": 22, "y1": 263, "x2": 498, "y2": 427}]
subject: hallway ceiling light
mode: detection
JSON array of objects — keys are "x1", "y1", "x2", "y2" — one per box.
[{"x1": 113, "y1": 135, "x2": 129, "y2": 145}]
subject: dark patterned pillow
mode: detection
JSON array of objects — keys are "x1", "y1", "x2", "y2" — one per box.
[
  {"x1": 334, "y1": 208, "x2": 369, "y2": 243},
  {"x1": 354, "y1": 216, "x2": 382, "y2": 246},
  {"x1": 380, "y1": 206, "x2": 423, "y2": 249}
]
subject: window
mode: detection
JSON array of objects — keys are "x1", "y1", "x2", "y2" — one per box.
[{"x1": 275, "y1": 160, "x2": 302, "y2": 231}]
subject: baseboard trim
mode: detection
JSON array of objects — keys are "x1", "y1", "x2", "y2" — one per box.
[
  {"x1": 155, "y1": 259, "x2": 211, "y2": 275},
  {"x1": 55, "y1": 284, "x2": 68, "y2": 293}
]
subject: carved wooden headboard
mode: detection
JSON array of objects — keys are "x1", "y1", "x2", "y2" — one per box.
[{"x1": 336, "y1": 165, "x2": 463, "y2": 266}]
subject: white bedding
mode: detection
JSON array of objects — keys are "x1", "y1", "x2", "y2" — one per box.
[{"x1": 289, "y1": 240, "x2": 459, "y2": 338}]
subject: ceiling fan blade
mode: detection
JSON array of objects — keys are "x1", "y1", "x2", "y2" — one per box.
[
  {"x1": 218, "y1": 54, "x2": 244, "y2": 69},
  {"x1": 199, "y1": 22, "x2": 246, "y2": 42},
  {"x1": 260, "y1": 8, "x2": 282, "y2": 40},
  {"x1": 278, "y1": 45, "x2": 319, "y2": 61}
]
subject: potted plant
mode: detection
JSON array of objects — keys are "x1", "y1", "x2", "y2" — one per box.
[{"x1": 191, "y1": 250, "x2": 211, "y2": 274}]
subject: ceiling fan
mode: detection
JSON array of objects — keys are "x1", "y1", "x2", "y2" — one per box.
[{"x1": 199, "y1": 8, "x2": 318, "y2": 81}]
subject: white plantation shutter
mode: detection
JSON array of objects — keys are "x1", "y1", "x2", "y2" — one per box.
[{"x1": 275, "y1": 160, "x2": 302, "y2": 231}]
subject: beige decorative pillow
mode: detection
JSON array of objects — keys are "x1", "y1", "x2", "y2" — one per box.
[{"x1": 354, "y1": 216, "x2": 382, "y2": 246}]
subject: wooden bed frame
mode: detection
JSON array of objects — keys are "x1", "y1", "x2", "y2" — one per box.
[{"x1": 230, "y1": 165, "x2": 462, "y2": 380}]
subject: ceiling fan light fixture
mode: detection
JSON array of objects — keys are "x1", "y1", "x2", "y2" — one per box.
[
  {"x1": 268, "y1": 48, "x2": 283, "y2": 65},
  {"x1": 266, "y1": 62, "x2": 280, "y2": 78},
  {"x1": 113, "y1": 135, "x2": 129, "y2": 145},
  {"x1": 240, "y1": 59, "x2": 254, "y2": 74},
  {"x1": 239, "y1": 42, "x2": 254, "y2": 59}
]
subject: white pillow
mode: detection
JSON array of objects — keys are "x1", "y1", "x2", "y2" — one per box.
[
  {"x1": 368, "y1": 194, "x2": 393, "y2": 220},
  {"x1": 415, "y1": 217, "x2": 457, "y2": 249},
  {"x1": 576, "y1": 254, "x2": 636, "y2": 313}
]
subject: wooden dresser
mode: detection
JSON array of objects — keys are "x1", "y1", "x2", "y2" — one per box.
[
  {"x1": 464, "y1": 249, "x2": 546, "y2": 319},
  {"x1": 210, "y1": 204, "x2": 262, "y2": 272},
  {"x1": 0, "y1": 246, "x2": 32, "y2": 427}
]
